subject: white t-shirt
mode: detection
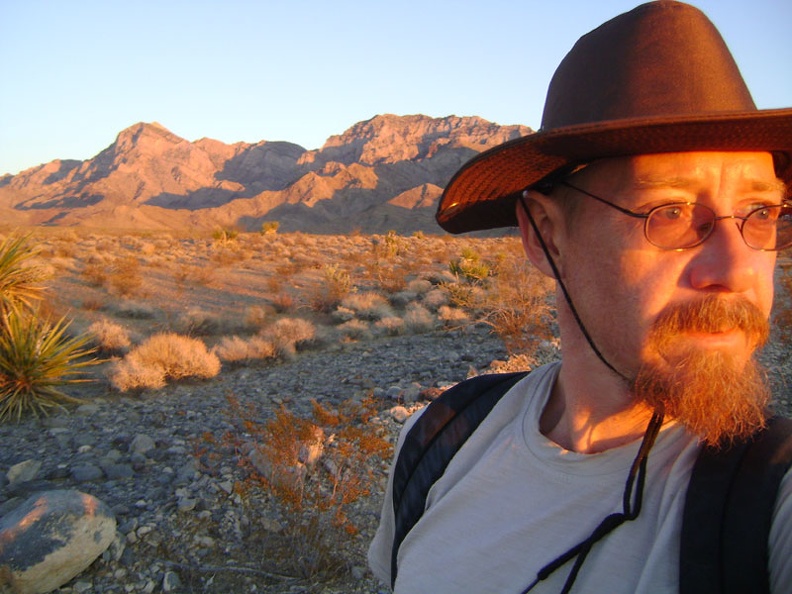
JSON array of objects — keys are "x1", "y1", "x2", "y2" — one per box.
[{"x1": 368, "y1": 362, "x2": 792, "y2": 593}]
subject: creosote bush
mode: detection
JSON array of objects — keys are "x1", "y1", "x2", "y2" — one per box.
[
  {"x1": 109, "y1": 333, "x2": 221, "y2": 391},
  {"x1": 88, "y1": 318, "x2": 132, "y2": 354},
  {"x1": 213, "y1": 335, "x2": 276, "y2": 364},
  {"x1": 263, "y1": 317, "x2": 317, "y2": 357},
  {"x1": 308, "y1": 265, "x2": 353, "y2": 313}
]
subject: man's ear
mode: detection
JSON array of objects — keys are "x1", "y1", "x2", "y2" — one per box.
[{"x1": 516, "y1": 190, "x2": 564, "y2": 278}]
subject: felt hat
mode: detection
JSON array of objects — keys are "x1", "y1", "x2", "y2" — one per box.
[{"x1": 436, "y1": 1, "x2": 792, "y2": 234}]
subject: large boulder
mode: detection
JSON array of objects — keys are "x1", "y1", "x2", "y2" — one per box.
[{"x1": 0, "y1": 490, "x2": 116, "y2": 594}]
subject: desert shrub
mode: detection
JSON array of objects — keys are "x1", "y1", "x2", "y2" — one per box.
[
  {"x1": 337, "y1": 319, "x2": 371, "y2": 341},
  {"x1": 108, "y1": 256, "x2": 143, "y2": 297},
  {"x1": 88, "y1": 318, "x2": 132, "y2": 354},
  {"x1": 371, "y1": 230, "x2": 406, "y2": 259},
  {"x1": 223, "y1": 395, "x2": 392, "y2": 581},
  {"x1": 81, "y1": 262, "x2": 108, "y2": 287},
  {"x1": 373, "y1": 261, "x2": 408, "y2": 294},
  {"x1": 437, "y1": 305, "x2": 470, "y2": 326},
  {"x1": 138, "y1": 241, "x2": 157, "y2": 257},
  {"x1": 422, "y1": 287, "x2": 450, "y2": 311},
  {"x1": 331, "y1": 306, "x2": 355, "y2": 323},
  {"x1": 478, "y1": 253, "x2": 556, "y2": 355},
  {"x1": 108, "y1": 333, "x2": 221, "y2": 391},
  {"x1": 374, "y1": 316, "x2": 405, "y2": 336},
  {"x1": 174, "y1": 263, "x2": 214, "y2": 287},
  {"x1": 271, "y1": 290, "x2": 296, "y2": 313},
  {"x1": 244, "y1": 305, "x2": 273, "y2": 330},
  {"x1": 406, "y1": 278, "x2": 433, "y2": 295},
  {"x1": 0, "y1": 235, "x2": 48, "y2": 315},
  {"x1": 308, "y1": 265, "x2": 353, "y2": 313},
  {"x1": 210, "y1": 245, "x2": 245, "y2": 267},
  {"x1": 212, "y1": 227, "x2": 239, "y2": 243},
  {"x1": 213, "y1": 335, "x2": 277, "y2": 363},
  {"x1": 449, "y1": 247, "x2": 490, "y2": 283},
  {"x1": 443, "y1": 281, "x2": 486, "y2": 310},
  {"x1": 403, "y1": 303, "x2": 435, "y2": 333},
  {"x1": 263, "y1": 318, "x2": 317, "y2": 357},
  {"x1": 112, "y1": 301, "x2": 158, "y2": 320},
  {"x1": 174, "y1": 308, "x2": 225, "y2": 336},
  {"x1": 261, "y1": 221, "x2": 280, "y2": 235},
  {"x1": 0, "y1": 311, "x2": 97, "y2": 422},
  {"x1": 340, "y1": 292, "x2": 394, "y2": 321}
]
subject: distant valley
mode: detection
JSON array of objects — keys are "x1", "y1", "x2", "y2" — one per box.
[{"x1": 0, "y1": 115, "x2": 532, "y2": 234}]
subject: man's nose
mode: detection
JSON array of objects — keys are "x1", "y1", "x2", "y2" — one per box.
[{"x1": 687, "y1": 218, "x2": 758, "y2": 294}]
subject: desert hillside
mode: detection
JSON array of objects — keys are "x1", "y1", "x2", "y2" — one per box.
[{"x1": 0, "y1": 115, "x2": 532, "y2": 234}]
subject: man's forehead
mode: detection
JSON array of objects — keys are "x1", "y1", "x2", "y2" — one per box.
[{"x1": 583, "y1": 152, "x2": 783, "y2": 194}]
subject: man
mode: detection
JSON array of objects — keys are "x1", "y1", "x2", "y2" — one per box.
[{"x1": 369, "y1": 1, "x2": 792, "y2": 592}]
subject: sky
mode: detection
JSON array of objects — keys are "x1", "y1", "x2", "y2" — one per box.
[{"x1": 1, "y1": 0, "x2": 790, "y2": 176}]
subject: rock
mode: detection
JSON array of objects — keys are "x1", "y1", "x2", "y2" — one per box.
[
  {"x1": 6, "y1": 460, "x2": 42, "y2": 486},
  {"x1": 0, "y1": 490, "x2": 116, "y2": 594},
  {"x1": 70, "y1": 464, "x2": 104, "y2": 483},
  {"x1": 101, "y1": 463, "x2": 134, "y2": 480},
  {"x1": 390, "y1": 406, "x2": 411, "y2": 424},
  {"x1": 162, "y1": 570, "x2": 182, "y2": 593},
  {"x1": 129, "y1": 434, "x2": 156, "y2": 456},
  {"x1": 402, "y1": 383, "x2": 423, "y2": 404}
]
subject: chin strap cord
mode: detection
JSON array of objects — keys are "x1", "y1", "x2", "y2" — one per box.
[
  {"x1": 520, "y1": 407, "x2": 666, "y2": 594},
  {"x1": 518, "y1": 192, "x2": 665, "y2": 592},
  {"x1": 518, "y1": 195, "x2": 628, "y2": 382}
]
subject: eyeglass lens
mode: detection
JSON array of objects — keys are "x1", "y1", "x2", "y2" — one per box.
[{"x1": 647, "y1": 203, "x2": 792, "y2": 250}]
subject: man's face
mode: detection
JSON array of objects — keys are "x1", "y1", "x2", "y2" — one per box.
[{"x1": 556, "y1": 151, "x2": 782, "y2": 442}]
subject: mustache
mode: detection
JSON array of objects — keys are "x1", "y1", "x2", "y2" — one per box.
[{"x1": 652, "y1": 296, "x2": 769, "y2": 345}]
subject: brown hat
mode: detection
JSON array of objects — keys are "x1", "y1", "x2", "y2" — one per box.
[{"x1": 436, "y1": 1, "x2": 792, "y2": 234}]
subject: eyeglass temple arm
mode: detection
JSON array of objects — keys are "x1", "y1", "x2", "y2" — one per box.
[{"x1": 559, "y1": 182, "x2": 648, "y2": 219}]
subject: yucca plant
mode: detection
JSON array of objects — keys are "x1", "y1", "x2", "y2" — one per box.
[
  {"x1": 0, "y1": 234, "x2": 48, "y2": 316},
  {"x1": 0, "y1": 310, "x2": 98, "y2": 422}
]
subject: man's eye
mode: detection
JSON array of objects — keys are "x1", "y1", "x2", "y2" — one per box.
[
  {"x1": 748, "y1": 205, "x2": 779, "y2": 223},
  {"x1": 655, "y1": 205, "x2": 688, "y2": 221}
]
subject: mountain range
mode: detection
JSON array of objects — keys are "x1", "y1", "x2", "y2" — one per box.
[{"x1": 0, "y1": 115, "x2": 532, "y2": 234}]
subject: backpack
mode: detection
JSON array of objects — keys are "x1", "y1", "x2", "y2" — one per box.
[{"x1": 390, "y1": 372, "x2": 792, "y2": 593}]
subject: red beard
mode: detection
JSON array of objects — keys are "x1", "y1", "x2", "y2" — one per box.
[{"x1": 633, "y1": 296, "x2": 771, "y2": 447}]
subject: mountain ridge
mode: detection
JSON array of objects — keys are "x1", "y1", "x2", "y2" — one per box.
[{"x1": 0, "y1": 115, "x2": 532, "y2": 234}]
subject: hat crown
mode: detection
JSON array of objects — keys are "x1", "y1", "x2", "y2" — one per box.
[{"x1": 542, "y1": 1, "x2": 756, "y2": 130}]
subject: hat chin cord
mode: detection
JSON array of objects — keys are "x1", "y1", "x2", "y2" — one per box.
[
  {"x1": 518, "y1": 194, "x2": 666, "y2": 594},
  {"x1": 518, "y1": 195, "x2": 629, "y2": 382}
]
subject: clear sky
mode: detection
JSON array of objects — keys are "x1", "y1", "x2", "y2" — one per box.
[{"x1": 1, "y1": 0, "x2": 790, "y2": 176}]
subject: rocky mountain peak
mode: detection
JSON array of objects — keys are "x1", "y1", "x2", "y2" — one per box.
[{"x1": 0, "y1": 115, "x2": 533, "y2": 233}]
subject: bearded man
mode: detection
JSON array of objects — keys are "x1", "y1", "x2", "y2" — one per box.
[{"x1": 369, "y1": 2, "x2": 792, "y2": 592}]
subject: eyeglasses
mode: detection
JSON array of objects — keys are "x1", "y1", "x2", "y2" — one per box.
[{"x1": 560, "y1": 182, "x2": 792, "y2": 251}]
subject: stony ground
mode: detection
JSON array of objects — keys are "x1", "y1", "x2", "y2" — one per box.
[
  {"x1": 3, "y1": 323, "x2": 790, "y2": 594},
  {"x1": 0, "y1": 326, "x2": 511, "y2": 594}
]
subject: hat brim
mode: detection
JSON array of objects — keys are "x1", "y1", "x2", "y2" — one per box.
[{"x1": 436, "y1": 109, "x2": 792, "y2": 234}]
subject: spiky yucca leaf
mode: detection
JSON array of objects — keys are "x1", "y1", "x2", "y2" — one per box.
[
  {"x1": 0, "y1": 235, "x2": 48, "y2": 316},
  {"x1": 0, "y1": 311, "x2": 98, "y2": 422}
]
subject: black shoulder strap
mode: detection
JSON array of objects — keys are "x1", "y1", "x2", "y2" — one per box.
[
  {"x1": 680, "y1": 416, "x2": 792, "y2": 594},
  {"x1": 389, "y1": 371, "x2": 529, "y2": 587}
]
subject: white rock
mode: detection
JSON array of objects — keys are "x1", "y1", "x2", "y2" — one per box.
[{"x1": 6, "y1": 460, "x2": 42, "y2": 486}]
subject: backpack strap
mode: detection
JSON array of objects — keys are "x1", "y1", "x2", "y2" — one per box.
[
  {"x1": 390, "y1": 371, "x2": 529, "y2": 587},
  {"x1": 680, "y1": 416, "x2": 792, "y2": 594}
]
